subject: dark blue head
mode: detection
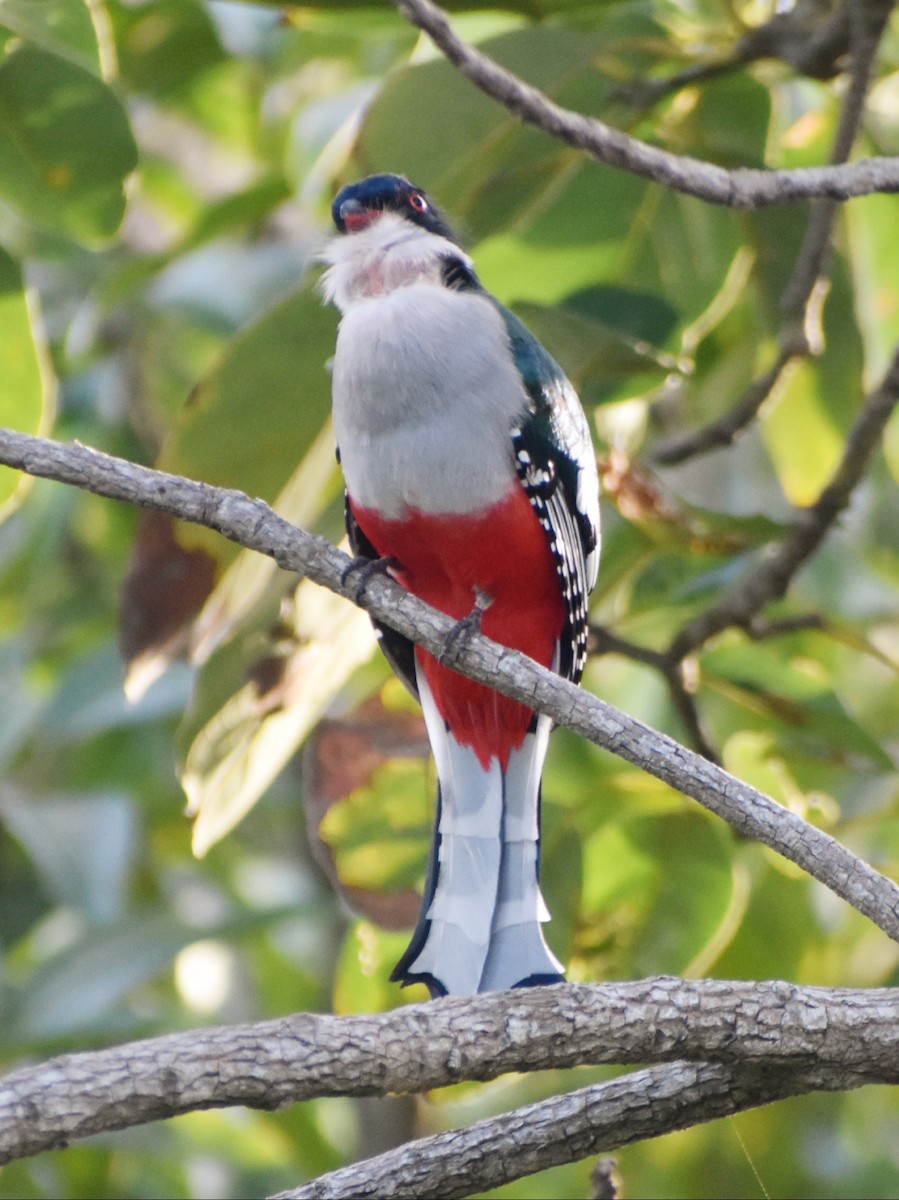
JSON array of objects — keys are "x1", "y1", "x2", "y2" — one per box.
[{"x1": 332, "y1": 174, "x2": 459, "y2": 244}]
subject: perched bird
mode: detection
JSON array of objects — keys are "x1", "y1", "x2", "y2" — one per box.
[{"x1": 322, "y1": 173, "x2": 600, "y2": 997}]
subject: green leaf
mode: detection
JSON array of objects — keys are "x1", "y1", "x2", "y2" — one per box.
[
  {"x1": 714, "y1": 849, "x2": 823, "y2": 981},
  {"x1": 188, "y1": 421, "x2": 342, "y2": 664},
  {"x1": 0, "y1": 0, "x2": 103, "y2": 75},
  {"x1": 100, "y1": 172, "x2": 294, "y2": 311},
  {"x1": 121, "y1": 282, "x2": 341, "y2": 691},
  {"x1": 349, "y1": 24, "x2": 644, "y2": 237},
  {"x1": 0, "y1": 245, "x2": 54, "y2": 517},
  {"x1": 158, "y1": 283, "x2": 338, "y2": 547},
  {"x1": 579, "y1": 810, "x2": 736, "y2": 978},
  {"x1": 109, "y1": 0, "x2": 226, "y2": 96},
  {"x1": 710, "y1": 668, "x2": 896, "y2": 774},
  {"x1": 333, "y1": 920, "x2": 428, "y2": 1014},
  {"x1": 847, "y1": 192, "x2": 899, "y2": 383},
  {"x1": 184, "y1": 581, "x2": 376, "y2": 857},
  {"x1": 5, "y1": 913, "x2": 193, "y2": 1042},
  {"x1": 762, "y1": 359, "x2": 845, "y2": 504},
  {"x1": 0, "y1": 789, "x2": 136, "y2": 924},
  {"x1": 346, "y1": 14, "x2": 750, "y2": 346},
  {"x1": 675, "y1": 72, "x2": 771, "y2": 168},
  {"x1": 511, "y1": 300, "x2": 670, "y2": 407},
  {"x1": 320, "y1": 757, "x2": 432, "y2": 893},
  {"x1": 0, "y1": 42, "x2": 137, "y2": 243}
]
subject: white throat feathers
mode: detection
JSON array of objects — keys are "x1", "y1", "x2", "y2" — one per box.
[{"x1": 321, "y1": 212, "x2": 474, "y2": 312}]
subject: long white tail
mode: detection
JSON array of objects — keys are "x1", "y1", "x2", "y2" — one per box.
[{"x1": 391, "y1": 674, "x2": 564, "y2": 996}]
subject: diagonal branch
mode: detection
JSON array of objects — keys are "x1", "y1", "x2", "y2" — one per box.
[
  {"x1": 2, "y1": 978, "x2": 898, "y2": 1167},
  {"x1": 1, "y1": 425, "x2": 898, "y2": 942},
  {"x1": 392, "y1": 0, "x2": 899, "y2": 207},
  {"x1": 272, "y1": 1060, "x2": 864, "y2": 1200},
  {"x1": 652, "y1": 346, "x2": 799, "y2": 465},
  {"x1": 668, "y1": 341, "x2": 899, "y2": 658}
]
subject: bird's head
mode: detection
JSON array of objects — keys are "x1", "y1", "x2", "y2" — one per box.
[{"x1": 332, "y1": 174, "x2": 459, "y2": 244}]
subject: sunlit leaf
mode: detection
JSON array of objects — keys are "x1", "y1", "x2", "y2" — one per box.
[
  {"x1": 122, "y1": 284, "x2": 339, "y2": 691},
  {"x1": 185, "y1": 581, "x2": 376, "y2": 857},
  {"x1": 333, "y1": 920, "x2": 428, "y2": 1015},
  {"x1": 847, "y1": 192, "x2": 899, "y2": 383},
  {"x1": 0, "y1": 0, "x2": 103, "y2": 75},
  {"x1": 0, "y1": 247, "x2": 55, "y2": 518},
  {"x1": 189, "y1": 420, "x2": 342, "y2": 665},
  {"x1": 319, "y1": 759, "x2": 431, "y2": 894},
  {"x1": 306, "y1": 692, "x2": 430, "y2": 928},
  {"x1": 578, "y1": 810, "x2": 736, "y2": 979},
  {"x1": 762, "y1": 358, "x2": 845, "y2": 504},
  {"x1": 706, "y1": 641, "x2": 896, "y2": 771}
]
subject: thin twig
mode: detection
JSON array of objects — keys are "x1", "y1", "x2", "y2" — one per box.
[
  {"x1": 668, "y1": 343, "x2": 899, "y2": 658},
  {"x1": 591, "y1": 625, "x2": 720, "y2": 760},
  {"x1": 653, "y1": 0, "x2": 892, "y2": 465},
  {"x1": 392, "y1": 0, "x2": 899, "y2": 207},
  {"x1": 652, "y1": 345, "x2": 799, "y2": 465},
  {"x1": 746, "y1": 613, "x2": 827, "y2": 640},
  {"x1": 617, "y1": 0, "x2": 853, "y2": 111},
  {"x1": 664, "y1": 665, "x2": 721, "y2": 763},
  {"x1": 588, "y1": 624, "x2": 668, "y2": 670}
]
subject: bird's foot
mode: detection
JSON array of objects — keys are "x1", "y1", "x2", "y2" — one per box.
[
  {"x1": 439, "y1": 589, "x2": 492, "y2": 665},
  {"x1": 341, "y1": 555, "x2": 397, "y2": 605}
]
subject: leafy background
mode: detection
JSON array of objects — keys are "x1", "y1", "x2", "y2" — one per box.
[{"x1": 1, "y1": 0, "x2": 899, "y2": 1196}]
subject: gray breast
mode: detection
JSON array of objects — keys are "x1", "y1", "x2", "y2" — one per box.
[{"x1": 332, "y1": 282, "x2": 528, "y2": 518}]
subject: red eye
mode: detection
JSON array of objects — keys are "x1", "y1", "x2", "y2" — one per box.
[{"x1": 409, "y1": 192, "x2": 428, "y2": 213}]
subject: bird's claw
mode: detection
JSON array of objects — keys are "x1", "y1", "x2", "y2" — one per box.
[
  {"x1": 439, "y1": 589, "x2": 492, "y2": 664},
  {"x1": 341, "y1": 555, "x2": 397, "y2": 604}
]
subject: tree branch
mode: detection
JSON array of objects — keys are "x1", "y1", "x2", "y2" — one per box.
[
  {"x1": 590, "y1": 625, "x2": 720, "y2": 761},
  {"x1": 392, "y1": 0, "x2": 899, "y2": 207},
  {"x1": 1, "y1": 426, "x2": 898, "y2": 942},
  {"x1": 2, "y1": 979, "x2": 898, "y2": 1168},
  {"x1": 272, "y1": 1060, "x2": 862, "y2": 1199},
  {"x1": 668, "y1": 341, "x2": 899, "y2": 658},
  {"x1": 653, "y1": 0, "x2": 893, "y2": 465},
  {"x1": 618, "y1": 0, "x2": 855, "y2": 110},
  {"x1": 653, "y1": 346, "x2": 799, "y2": 465}
]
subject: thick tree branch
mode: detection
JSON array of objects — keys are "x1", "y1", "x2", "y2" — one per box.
[
  {"x1": 274, "y1": 1061, "x2": 861, "y2": 1199},
  {"x1": 1, "y1": 426, "x2": 898, "y2": 941},
  {"x1": 2, "y1": 978, "x2": 898, "y2": 1168},
  {"x1": 392, "y1": 0, "x2": 899, "y2": 207}
]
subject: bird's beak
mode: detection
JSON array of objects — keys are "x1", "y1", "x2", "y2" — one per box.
[{"x1": 339, "y1": 198, "x2": 379, "y2": 233}]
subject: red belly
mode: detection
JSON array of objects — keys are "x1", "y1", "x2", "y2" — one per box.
[{"x1": 352, "y1": 487, "x2": 564, "y2": 770}]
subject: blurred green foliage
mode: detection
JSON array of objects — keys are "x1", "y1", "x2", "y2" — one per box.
[{"x1": 1, "y1": 0, "x2": 899, "y2": 1196}]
